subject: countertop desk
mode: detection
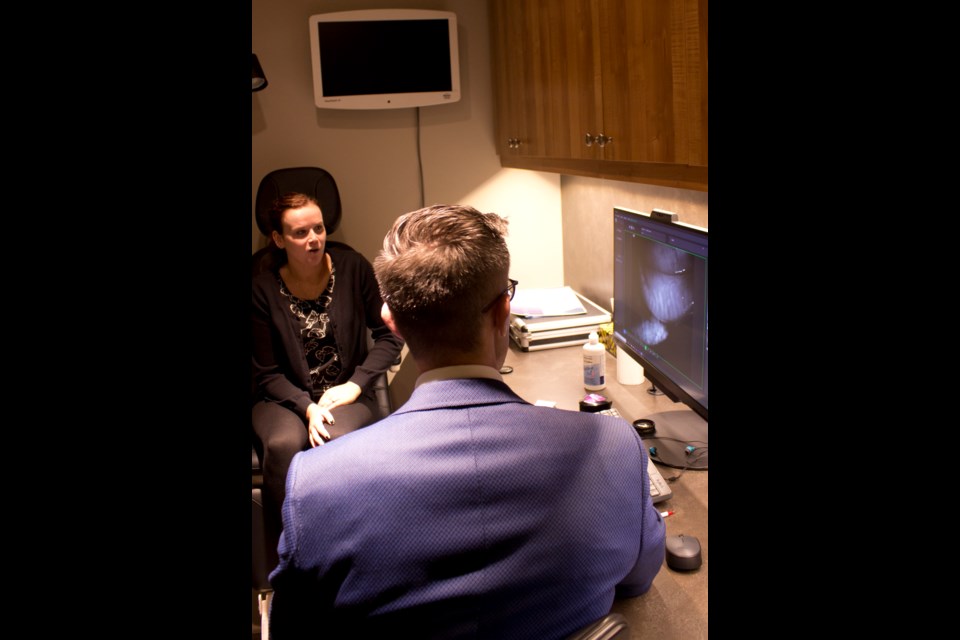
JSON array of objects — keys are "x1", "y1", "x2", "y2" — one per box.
[{"x1": 502, "y1": 342, "x2": 708, "y2": 639}]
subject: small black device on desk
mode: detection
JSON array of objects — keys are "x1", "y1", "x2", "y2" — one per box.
[
  {"x1": 632, "y1": 418, "x2": 656, "y2": 437},
  {"x1": 578, "y1": 393, "x2": 612, "y2": 412}
]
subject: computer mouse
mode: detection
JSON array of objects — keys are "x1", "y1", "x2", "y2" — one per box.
[{"x1": 665, "y1": 534, "x2": 702, "y2": 571}]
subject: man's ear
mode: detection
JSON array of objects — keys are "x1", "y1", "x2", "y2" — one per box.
[
  {"x1": 493, "y1": 294, "x2": 511, "y2": 337},
  {"x1": 381, "y1": 303, "x2": 404, "y2": 339}
]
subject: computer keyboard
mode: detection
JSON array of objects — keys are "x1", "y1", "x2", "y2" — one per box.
[{"x1": 598, "y1": 407, "x2": 673, "y2": 504}]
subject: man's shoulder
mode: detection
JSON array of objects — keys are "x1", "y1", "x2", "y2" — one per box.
[{"x1": 287, "y1": 439, "x2": 370, "y2": 489}]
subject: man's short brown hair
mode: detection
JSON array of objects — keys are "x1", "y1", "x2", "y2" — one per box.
[{"x1": 374, "y1": 204, "x2": 510, "y2": 355}]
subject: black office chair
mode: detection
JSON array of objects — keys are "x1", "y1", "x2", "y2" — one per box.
[
  {"x1": 252, "y1": 166, "x2": 351, "y2": 272},
  {"x1": 566, "y1": 613, "x2": 631, "y2": 640},
  {"x1": 251, "y1": 167, "x2": 393, "y2": 639},
  {"x1": 250, "y1": 165, "x2": 392, "y2": 421}
]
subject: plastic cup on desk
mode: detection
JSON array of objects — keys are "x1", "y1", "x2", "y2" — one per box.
[{"x1": 616, "y1": 351, "x2": 644, "y2": 386}]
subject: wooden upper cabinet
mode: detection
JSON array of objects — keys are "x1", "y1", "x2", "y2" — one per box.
[
  {"x1": 491, "y1": 0, "x2": 533, "y2": 157},
  {"x1": 490, "y1": 0, "x2": 708, "y2": 190},
  {"x1": 598, "y1": 0, "x2": 707, "y2": 166},
  {"x1": 536, "y1": 0, "x2": 601, "y2": 161},
  {"x1": 491, "y1": 0, "x2": 599, "y2": 160}
]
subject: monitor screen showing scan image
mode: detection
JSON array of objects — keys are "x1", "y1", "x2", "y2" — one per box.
[{"x1": 613, "y1": 207, "x2": 708, "y2": 469}]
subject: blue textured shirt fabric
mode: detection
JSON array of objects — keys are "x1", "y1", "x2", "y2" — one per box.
[{"x1": 269, "y1": 377, "x2": 666, "y2": 639}]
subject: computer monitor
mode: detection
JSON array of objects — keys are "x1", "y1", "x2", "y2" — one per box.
[
  {"x1": 613, "y1": 207, "x2": 708, "y2": 469},
  {"x1": 308, "y1": 9, "x2": 461, "y2": 110}
]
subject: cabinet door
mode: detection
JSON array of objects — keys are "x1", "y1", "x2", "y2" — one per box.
[
  {"x1": 537, "y1": 0, "x2": 601, "y2": 160},
  {"x1": 490, "y1": 0, "x2": 708, "y2": 189},
  {"x1": 491, "y1": 0, "x2": 540, "y2": 158},
  {"x1": 598, "y1": 0, "x2": 708, "y2": 166},
  {"x1": 491, "y1": 0, "x2": 599, "y2": 160}
]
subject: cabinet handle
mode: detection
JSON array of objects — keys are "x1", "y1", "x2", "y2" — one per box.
[
  {"x1": 507, "y1": 137, "x2": 521, "y2": 149},
  {"x1": 585, "y1": 133, "x2": 613, "y2": 147}
]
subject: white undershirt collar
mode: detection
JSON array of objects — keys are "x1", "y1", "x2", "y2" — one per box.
[{"x1": 414, "y1": 364, "x2": 504, "y2": 389}]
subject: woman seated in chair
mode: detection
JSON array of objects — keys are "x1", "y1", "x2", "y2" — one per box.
[{"x1": 252, "y1": 192, "x2": 404, "y2": 549}]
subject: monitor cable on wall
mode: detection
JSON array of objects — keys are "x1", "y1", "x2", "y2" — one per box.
[{"x1": 416, "y1": 107, "x2": 426, "y2": 208}]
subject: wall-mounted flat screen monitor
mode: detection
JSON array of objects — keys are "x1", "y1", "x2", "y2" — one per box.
[{"x1": 308, "y1": 9, "x2": 461, "y2": 110}]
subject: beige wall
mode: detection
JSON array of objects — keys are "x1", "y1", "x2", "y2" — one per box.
[
  {"x1": 561, "y1": 176, "x2": 708, "y2": 311},
  {"x1": 252, "y1": 0, "x2": 563, "y2": 288},
  {"x1": 252, "y1": 0, "x2": 707, "y2": 295}
]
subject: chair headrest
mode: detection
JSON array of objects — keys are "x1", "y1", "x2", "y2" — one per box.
[{"x1": 255, "y1": 167, "x2": 343, "y2": 238}]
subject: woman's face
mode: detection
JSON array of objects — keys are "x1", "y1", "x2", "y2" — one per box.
[{"x1": 273, "y1": 203, "x2": 327, "y2": 269}]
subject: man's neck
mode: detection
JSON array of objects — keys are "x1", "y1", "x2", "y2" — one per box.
[{"x1": 413, "y1": 352, "x2": 497, "y2": 377}]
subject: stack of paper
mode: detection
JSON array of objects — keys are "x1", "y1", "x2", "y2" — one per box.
[
  {"x1": 509, "y1": 286, "x2": 587, "y2": 318},
  {"x1": 509, "y1": 289, "x2": 612, "y2": 352}
]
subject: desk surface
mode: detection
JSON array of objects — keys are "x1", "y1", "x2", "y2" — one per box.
[{"x1": 503, "y1": 342, "x2": 708, "y2": 639}]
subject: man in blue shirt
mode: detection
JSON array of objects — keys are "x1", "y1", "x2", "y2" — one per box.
[{"x1": 269, "y1": 204, "x2": 665, "y2": 639}]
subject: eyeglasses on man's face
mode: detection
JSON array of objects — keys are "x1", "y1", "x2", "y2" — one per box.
[{"x1": 481, "y1": 278, "x2": 518, "y2": 313}]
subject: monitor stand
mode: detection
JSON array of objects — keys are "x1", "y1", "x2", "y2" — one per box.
[{"x1": 641, "y1": 409, "x2": 708, "y2": 470}]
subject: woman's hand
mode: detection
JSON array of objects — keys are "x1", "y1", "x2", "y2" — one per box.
[
  {"x1": 317, "y1": 382, "x2": 362, "y2": 412},
  {"x1": 305, "y1": 403, "x2": 333, "y2": 448},
  {"x1": 306, "y1": 382, "x2": 362, "y2": 448}
]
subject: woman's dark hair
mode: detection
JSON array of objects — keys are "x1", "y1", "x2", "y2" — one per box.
[{"x1": 267, "y1": 192, "x2": 319, "y2": 234}]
